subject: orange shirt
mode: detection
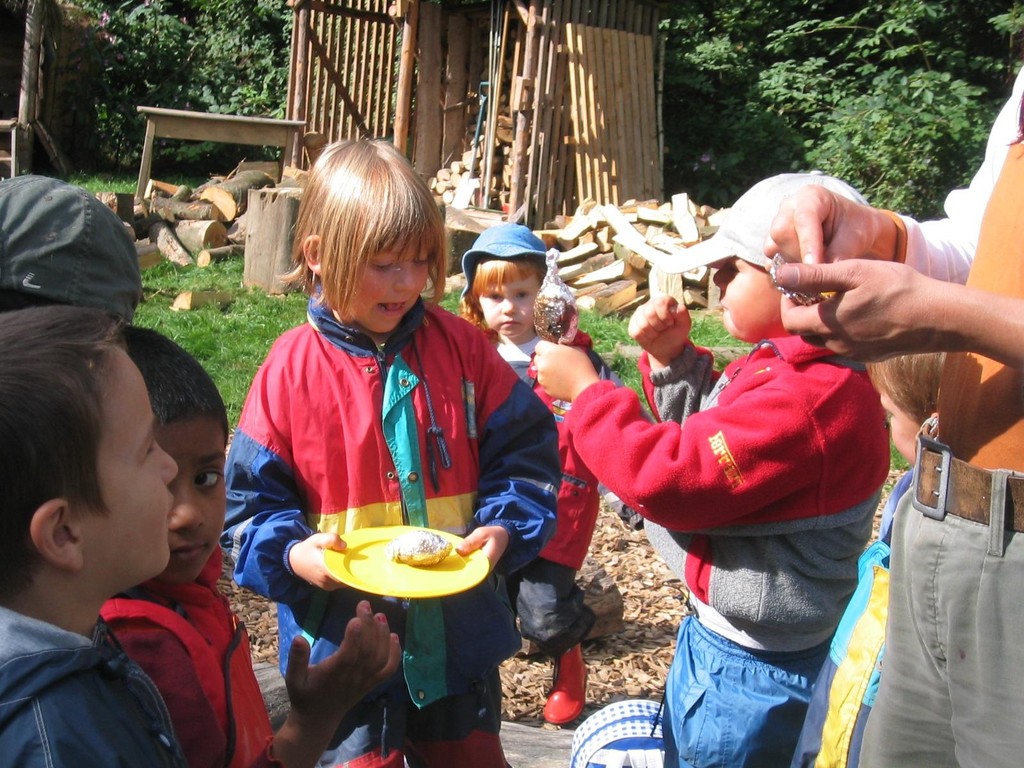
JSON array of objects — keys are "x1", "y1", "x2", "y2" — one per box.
[{"x1": 938, "y1": 143, "x2": 1024, "y2": 470}]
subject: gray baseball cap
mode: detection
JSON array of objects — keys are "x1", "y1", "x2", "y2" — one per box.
[
  {"x1": 0, "y1": 175, "x2": 142, "y2": 321},
  {"x1": 653, "y1": 172, "x2": 867, "y2": 274}
]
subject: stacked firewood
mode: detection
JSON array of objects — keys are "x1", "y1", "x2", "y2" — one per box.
[
  {"x1": 94, "y1": 161, "x2": 309, "y2": 309},
  {"x1": 535, "y1": 194, "x2": 723, "y2": 317}
]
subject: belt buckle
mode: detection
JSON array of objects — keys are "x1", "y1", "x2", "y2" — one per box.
[{"x1": 913, "y1": 434, "x2": 951, "y2": 521}]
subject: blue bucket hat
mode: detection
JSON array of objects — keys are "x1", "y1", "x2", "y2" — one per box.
[{"x1": 461, "y1": 223, "x2": 547, "y2": 298}]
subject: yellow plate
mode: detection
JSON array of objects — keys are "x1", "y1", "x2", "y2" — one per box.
[{"x1": 323, "y1": 526, "x2": 490, "y2": 599}]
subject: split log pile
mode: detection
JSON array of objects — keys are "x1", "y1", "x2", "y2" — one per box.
[{"x1": 98, "y1": 161, "x2": 310, "y2": 309}]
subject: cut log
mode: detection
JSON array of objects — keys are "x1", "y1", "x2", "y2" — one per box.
[
  {"x1": 95, "y1": 191, "x2": 136, "y2": 224},
  {"x1": 557, "y1": 252, "x2": 617, "y2": 283},
  {"x1": 637, "y1": 204, "x2": 673, "y2": 227},
  {"x1": 532, "y1": 228, "x2": 562, "y2": 249},
  {"x1": 171, "y1": 290, "x2": 234, "y2": 312},
  {"x1": 554, "y1": 241, "x2": 599, "y2": 267},
  {"x1": 170, "y1": 184, "x2": 193, "y2": 202},
  {"x1": 199, "y1": 170, "x2": 275, "y2": 221},
  {"x1": 136, "y1": 242, "x2": 162, "y2": 270},
  {"x1": 197, "y1": 244, "x2": 244, "y2": 268},
  {"x1": 613, "y1": 240, "x2": 650, "y2": 271},
  {"x1": 144, "y1": 178, "x2": 181, "y2": 199},
  {"x1": 602, "y1": 204, "x2": 686, "y2": 267},
  {"x1": 575, "y1": 279, "x2": 638, "y2": 315},
  {"x1": 229, "y1": 160, "x2": 281, "y2": 183},
  {"x1": 614, "y1": 289, "x2": 652, "y2": 317},
  {"x1": 570, "y1": 257, "x2": 634, "y2": 288},
  {"x1": 556, "y1": 204, "x2": 601, "y2": 247},
  {"x1": 226, "y1": 214, "x2": 248, "y2": 245},
  {"x1": 281, "y1": 165, "x2": 308, "y2": 185},
  {"x1": 149, "y1": 196, "x2": 224, "y2": 222},
  {"x1": 174, "y1": 219, "x2": 228, "y2": 254},
  {"x1": 671, "y1": 192, "x2": 701, "y2": 244},
  {"x1": 243, "y1": 187, "x2": 303, "y2": 294},
  {"x1": 148, "y1": 220, "x2": 194, "y2": 267}
]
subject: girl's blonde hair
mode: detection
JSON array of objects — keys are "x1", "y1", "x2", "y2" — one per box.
[
  {"x1": 866, "y1": 352, "x2": 946, "y2": 425},
  {"x1": 459, "y1": 256, "x2": 546, "y2": 335},
  {"x1": 286, "y1": 140, "x2": 448, "y2": 314}
]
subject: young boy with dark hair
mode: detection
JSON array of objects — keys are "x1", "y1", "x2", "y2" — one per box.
[
  {"x1": 0, "y1": 305, "x2": 184, "y2": 766},
  {"x1": 104, "y1": 326, "x2": 401, "y2": 768}
]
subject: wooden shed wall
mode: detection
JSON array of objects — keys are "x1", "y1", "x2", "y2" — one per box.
[{"x1": 286, "y1": 0, "x2": 662, "y2": 227}]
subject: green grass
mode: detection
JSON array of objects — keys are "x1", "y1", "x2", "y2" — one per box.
[{"x1": 134, "y1": 259, "x2": 308, "y2": 425}]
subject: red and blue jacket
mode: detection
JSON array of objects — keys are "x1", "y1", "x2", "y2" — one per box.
[
  {"x1": 222, "y1": 299, "x2": 558, "y2": 708},
  {"x1": 566, "y1": 336, "x2": 890, "y2": 649}
]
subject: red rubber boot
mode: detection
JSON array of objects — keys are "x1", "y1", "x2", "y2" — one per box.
[{"x1": 543, "y1": 644, "x2": 587, "y2": 725}]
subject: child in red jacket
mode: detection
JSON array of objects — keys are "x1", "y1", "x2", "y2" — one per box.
[
  {"x1": 533, "y1": 174, "x2": 891, "y2": 766},
  {"x1": 102, "y1": 326, "x2": 400, "y2": 768},
  {"x1": 460, "y1": 224, "x2": 622, "y2": 724}
]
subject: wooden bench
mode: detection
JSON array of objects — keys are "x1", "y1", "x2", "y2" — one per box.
[{"x1": 135, "y1": 106, "x2": 305, "y2": 199}]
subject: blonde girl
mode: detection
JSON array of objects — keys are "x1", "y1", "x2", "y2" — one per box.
[{"x1": 222, "y1": 141, "x2": 559, "y2": 768}]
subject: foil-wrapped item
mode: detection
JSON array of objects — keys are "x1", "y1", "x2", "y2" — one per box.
[
  {"x1": 385, "y1": 529, "x2": 453, "y2": 567},
  {"x1": 769, "y1": 254, "x2": 834, "y2": 306},
  {"x1": 534, "y1": 248, "x2": 579, "y2": 343}
]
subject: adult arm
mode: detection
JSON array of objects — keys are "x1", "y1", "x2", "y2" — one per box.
[{"x1": 770, "y1": 259, "x2": 1024, "y2": 367}]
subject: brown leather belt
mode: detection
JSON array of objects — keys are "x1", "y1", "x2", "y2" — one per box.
[{"x1": 916, "y1": 445, "x2": 1024, "y2": 532}]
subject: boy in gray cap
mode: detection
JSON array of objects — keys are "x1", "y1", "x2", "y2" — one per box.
[{"x1": 0, "y1": 175, "x2": 141, "y2": 320}]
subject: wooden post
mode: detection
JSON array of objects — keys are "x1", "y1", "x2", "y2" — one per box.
[
  {"x1": 413, "y1": 1, "x2": 442, "y2": 176},
  {"x1": 287, "y1": 0, "x2": 311, "y2": 167},
  {"x1": 393, "y1": 0, "x2": 420, "y2": 154},
  {"x1": 507, "y1": 1, "x2": 539, "y2": 221},
  {"x1": 244, "y1": 187, "x2": 303, "y2": 295}
]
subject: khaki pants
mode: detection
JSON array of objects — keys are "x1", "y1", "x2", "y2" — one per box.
[{"x1": 862, "y1": 490, "x2": 1024, "y2": 767}]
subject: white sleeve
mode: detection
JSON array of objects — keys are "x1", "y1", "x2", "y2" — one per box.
[{"x1": 900, "y1": 67, "x2": 1024, "y2": 283}]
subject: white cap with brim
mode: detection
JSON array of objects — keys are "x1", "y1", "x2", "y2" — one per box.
[{"x1": 650, "y1": 172, "x2": 867, "y2": 275}]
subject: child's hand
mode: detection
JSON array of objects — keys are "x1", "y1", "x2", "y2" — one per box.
[
  {"x1": 288, "y1": 532, "x2": 348, "y2": 590},
  {"x1": 533, "y1": 341, "x2": 600, "y2": 401},
  {"x1": 628, "y1": 295, "x2": 692, "y2": 369},
  {"x1": 456, "y1": 525, "x2": 510, "y2": 571},
  {"x1": 273, "y1": 601, "x2": 401, "y2": 765}
]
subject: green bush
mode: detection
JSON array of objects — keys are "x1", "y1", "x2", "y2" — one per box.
[
  {"x1": 73, "y1": 0, "x2": 291, "y2": 174},
  {"x1": 661, "y1": 0, "x2": 1022, "y2": 217}
]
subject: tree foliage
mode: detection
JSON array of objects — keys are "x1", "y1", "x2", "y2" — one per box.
[
  {"x1": 66, "y1": 0, "x2": 1024, "y2": 216},
  {"x1": 661, "y1": 0, "x2": 1024, "y2": 217},
  {"x1": 73, "y1": 0, "x2": 291, "y2": 173}
]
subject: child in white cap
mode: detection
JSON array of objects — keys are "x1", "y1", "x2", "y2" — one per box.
[{"x1": 532, "y1": 173, "x2": 890, "y2": 766}]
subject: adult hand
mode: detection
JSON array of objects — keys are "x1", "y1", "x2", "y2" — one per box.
[
  {"x1": 772, "y1": 258, "x2": 940, "y2": 360},
  {"x1": 533, "y1": 341, "x2": 600, "y2": 402},
  {"x1": 627, "y1": 295, "x2": 691, "y2": 369},
  {"x1": 765, "y1": 185, "x2": 900, "y2": 264},
  {"x1": 288, "y1": 532, "x2": 347, "y2": 590},
  {"x1": 456, "y1": 524, "x2": 510, "y2": 570}
]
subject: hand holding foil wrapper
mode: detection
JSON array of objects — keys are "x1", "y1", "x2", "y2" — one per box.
[
  {"x1": 534, "y1": 248, "x2": 579, "y2": 343},
  {"x1": 769, "y1": 254, "x2": 836, "y2": 306}
]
